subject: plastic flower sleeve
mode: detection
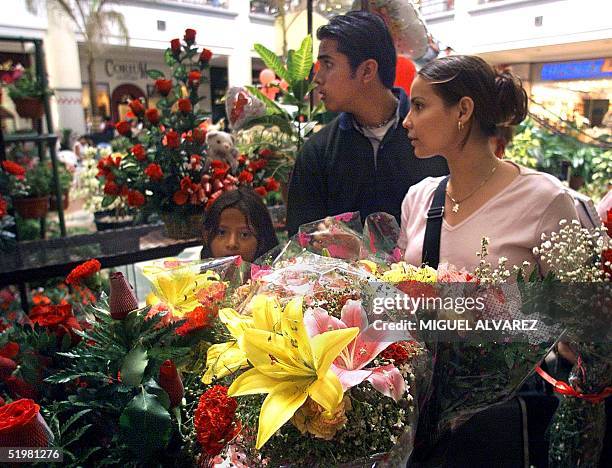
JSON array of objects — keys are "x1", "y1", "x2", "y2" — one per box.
[{"x1": 225, "y1": 86, "x2": 266, "y2": 131}]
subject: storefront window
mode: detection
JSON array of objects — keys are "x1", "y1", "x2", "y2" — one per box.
[{"x1": 82, "y1": 83, "x2": 111, "y2": 125}]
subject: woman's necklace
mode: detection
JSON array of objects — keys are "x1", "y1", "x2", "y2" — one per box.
[{"x1": 446, "y1": 162, "x2": 499, "y2": 213}]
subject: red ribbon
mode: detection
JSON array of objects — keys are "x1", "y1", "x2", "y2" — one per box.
[{"x1": 535, "y1": 365, "x2": 612, "y2": 404}]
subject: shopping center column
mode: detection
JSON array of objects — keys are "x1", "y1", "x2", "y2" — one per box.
[
  {"x1": 44, "y1": 4, "x2": 86, "y2": 138},
  {"x1": 227, "y1": 0, "x2": 253, "y2": 88}
]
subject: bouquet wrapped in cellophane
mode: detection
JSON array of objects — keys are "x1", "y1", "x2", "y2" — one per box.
[{"x1": 198, "y1": 214, "x2": 434, "y2": 467}]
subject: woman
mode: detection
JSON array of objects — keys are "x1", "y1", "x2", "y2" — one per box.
[{"x1": 399, "y1": 55, "x2": 578, "y2": 274}]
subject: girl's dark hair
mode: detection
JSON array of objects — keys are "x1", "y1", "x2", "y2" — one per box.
[
  {"x1": 418, "y1": 55, "x2": 528, "y2": 139},
  {"x1": 317, "y1": 11, "x2": 396, "y2": 89},
  {"x1": 201, "y1": 187, "x2": 279, "y2": 260}
]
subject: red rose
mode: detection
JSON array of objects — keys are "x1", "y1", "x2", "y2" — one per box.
[
  {"x1": 131, "y1": 144, "x2": 147, "y2": 161},
  {"x1": 259, "y1": 148, "x2": 273, "y2": 158},
  {"x1": 180, "y1": 175, "x2": 193, "y2": 191},
  {"x1": 236, "y1": 170, "x2": 252, "y2": 184},
  {"x1": 104, "y1": 180, "x2": 120, "y2": 196},
  {"x1": 165, "y1": 130, "x2": 180, "y2": 148},
  {"x1": 380, "y1": 341, "x2": 419, "y2": 366},
  {"x1": 127, "y1": 189, "x2": 145, "y2": 207},
  {"x1": 265, "y1": 177, "x2": 280, "y2": 192},
  {"x1": 115, "y1": 120, "x2": 131, "y2": 136},
  {"x1": 158, "y1": 360, "x2": 184, "y2": 408},
  {"x1": 248, "y1": 159, "x2": 267, "y2": 172},
  {"x1": 155, "y1": 79, "x2": 173, "y2": 96},
  {"x1": 0, "y1": 399, "x2": 50, "y2": 447},
  {"x1": 0, "y1": 356, "x2": 16, "y2": 381},
  {"x1": 254, "y1": 186, "x2": 267, "y2": 197},
  {"x1": 188, "y1": 70, "x2": 201, "y2": 86},
  {"x1": 177, "y1": 98, "x2": 192, "y2": 113},
  {"x1": 128, "y1": 99, "x2": 145, "y2": 116},
  {"x1": 30, "y1": 303, "x2": 73, "y2": 328},
  {"x1": 0, "y1": 197, "x2": 7, "y2": 218},
  {"x1": 66, "y1": 259, "x2": 101, "y2": 286},
  {"x1": 184, "y1": 28, "x2": 196, "y2": 44},
  {"x1": 144, "y1": 163, "x2": 164, "y2": 181},
  {"x1": 199, "y1": 48, "x2": 213, "y2": 63},
  {"x1": 145, "y1": 107, "x2": 160, "y2": 124},
  {"x1": 4, "y1": 377, "x2": 38, "y2": 400},
  {"x1": 170, "y1": 38, "x2": 181, "y2": 54},
  {"x1": 602, "y1": 249, "x2": 612, "y2": 278},
  {"x1": 194, "y1": 386, "x2": 240, "y2": 456},
  {"x1": 0, "y1": 342, "x2": 19, "y2": 360},
  {"x1": 173, "y1": 190, "x2": 188, "y2": 206},
  {"x1": 192, "y1": 128, "x2": 207, "y2": 144},
  {"x1": 1, "y1": 160, "x2": 26, "y2": 177}
]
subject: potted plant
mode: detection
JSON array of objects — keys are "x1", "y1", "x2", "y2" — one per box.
[
  {"x1": 7, "y1": 68, "x2": 53, "y2": 119},
  {"x1": 49, "y1": 162, "x2": 73, "y2": 211},
  {"x1": 1, "y1": 160, "x2": 52, "y2": 218}
]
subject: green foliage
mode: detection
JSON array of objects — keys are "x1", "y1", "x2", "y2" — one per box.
[
  {"x1": 23, "y1": 163, "x2": 53, "y2": 197},
  {"x1": 7, "y1": 68, "x2": 53, "y2": 100}
]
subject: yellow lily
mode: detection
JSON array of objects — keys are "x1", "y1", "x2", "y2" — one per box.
[
  {"x1": 202, "y1": 295, "x2": 282, "y2": 384},
  {"x1": 228, "y1": 297, "x2": 359, "y2": 449},
  {"x1": 381, "y1": 262, "x2": 437, "y2": 284},
  {"x1": 143, "y1": 264, "x2": 221, "y2": 317}
]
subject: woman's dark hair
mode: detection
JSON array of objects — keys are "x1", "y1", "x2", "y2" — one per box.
[
  {"x1": 418, "y1": 55, "x2": 528, "y2": 139},
  {"x1": 201, "y1": 187, "x2": 278, "y2": 260},
  {"x1": 317, "y1": 11, "x2": 396, "y2": 89}
]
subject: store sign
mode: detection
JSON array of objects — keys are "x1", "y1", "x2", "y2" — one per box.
[
  {"x1": 105, "y1": 59, "x2": 149, "y2": 80},
  {"x1": 541, "y1": 58, "x2": 612, "y2": 81}
]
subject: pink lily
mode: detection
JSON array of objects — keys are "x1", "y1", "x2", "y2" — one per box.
[{"x1": 304, "y1": 300, "x2": 406, "y2": 401}]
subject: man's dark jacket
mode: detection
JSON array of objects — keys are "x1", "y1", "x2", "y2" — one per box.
[{"x1": 286, "y1": 88, "x2": 449, "y2": 235}]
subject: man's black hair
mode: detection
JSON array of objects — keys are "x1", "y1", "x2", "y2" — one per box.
[{"x1": 316, "y1": 11, "x2": 396, "y2": 89}]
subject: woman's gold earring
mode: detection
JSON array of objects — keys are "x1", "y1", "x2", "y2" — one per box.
[{"x1": 457, "y1": 121, "x2": 463, "y2": 131}]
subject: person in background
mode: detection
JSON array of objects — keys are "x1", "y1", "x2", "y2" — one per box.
[
  {"x1": 286, "y1": 11, "x2": 448, "y2": 236},
  {"x1": 201, "y1": 187, "x2": 279, "y2": 262}
]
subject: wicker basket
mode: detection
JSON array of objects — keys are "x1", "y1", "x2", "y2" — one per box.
[
  {"x1": 14, "y1": 97, "x2": 45, "y2": 120},
  {"x1": 161, "y1": 213, "x2": 204, "y2": 240},
  {"x1": 13, "y1": 196, "x2": 49, "y2": 219}
]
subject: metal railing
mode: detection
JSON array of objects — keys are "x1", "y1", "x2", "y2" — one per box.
[{"x1": 163, "y1": 0, "x2": 229, "y2": 8}]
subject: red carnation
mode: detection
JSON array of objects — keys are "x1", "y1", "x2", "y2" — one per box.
[
  {"x1": 115, "y1": 120, "x2": 131, "y2": 136},
  {"x1": 199, "y1": 48, "x2": 213, "y2": 63},
  {"x1": 194, "y1": 385, "x2": 240, "y2": 456},
  {"x1": 2, "y1": 160, "x2": 26, "y2": 178},
  {"x1": 184, "y1": 28, "x2": 196, "y2": 45},
  {"x1": 165, "y1": 130, "x2": 180, "y2": 148},
  {"x1": 145, "y1": 107, "x2": 160, "y2": 125},
  {"x1": 29, "y1": 303, "x2": 81, "y2": 345},
  {"x1": 254, "y1": 186, "x2": 267, "y2": 197},
  {"x1": 265, "y1": 177, "x2": 280, "y2": 192},
  {"x1": 128, "y1": 99, "x2": 145, "y2": 116},
  {"x1": 248, "y1": 159, "x2": 267, "y2": 172},
  {"x1": 131, "y1": 144, "x2": 147, "y2": 162},
  {"x1": 158, "y1": 360, "x2": 184, "y2": 408},
  {"x1": 4, "y1": 377, "x2": 38, "y2": 400},
  {"x1": 0, "y1": 399, "x2": 51, "y2": 447},
  {"x1": 155, "y1": 79, "x2": 173, "y2": 96},
  {"x1": 238, "y1": 170, "x2": 253, "y2": 184},
  {"x1": 66, "y1": 259, "x2": 101, "y2": 286},
  {"x1": 188, "y1": 70, "x2": 201, "y2": 87},
  {"x1": 176, "y1": 306, "x2": 217, "y2": 336},
  {"x1": 178, "y1": 98, "x2": 192, "y2": 113},
  {"x1": 192, "y1": 128, "x2": 207, "y2": 144},
  {"x1": 104, "y1": 180, "x2": 120, "y2": 196},
  {"x1": 144, "y1": 163, "x2": 164, "y2": 181},
  {"x1": 127, "y1": 189, "x2": 145, "y2": 207},
  {"x1": 380, "y1": 341, "x2": 419, "y2": 366},
  {"x1": 170, "y1": 38, "x2": 181, "y2": 54}
]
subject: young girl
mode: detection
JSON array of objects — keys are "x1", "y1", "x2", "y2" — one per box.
[{"x1": 201, "y1": 187, "x2": 279, "y2": 262}]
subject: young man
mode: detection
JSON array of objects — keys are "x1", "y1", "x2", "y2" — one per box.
[{"x1": 286, "y1": 11, "x2": 448, "y2": 235}]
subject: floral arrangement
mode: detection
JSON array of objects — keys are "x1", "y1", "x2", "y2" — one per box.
[
  {"x1": 1, "y1": 160, "x2": 51, "y2": 199},
  {"x1": 97, "y1": 28, "x2": 281, "y2": 230},
  {"x1": 0, "y1": 60, "x2": 24, "y2": 86},
  {"x1": 6, "y1": 67, "x2": 53, "y2": 101}
]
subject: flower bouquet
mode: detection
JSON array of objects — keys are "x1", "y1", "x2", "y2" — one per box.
[{"x1": 198, "y1": 240, "x2": 432, "y2": 466}]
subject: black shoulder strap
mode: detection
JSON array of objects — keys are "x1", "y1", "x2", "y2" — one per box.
[{"x1": 422, "y1": 176, "x2": 449, "y2": 269}]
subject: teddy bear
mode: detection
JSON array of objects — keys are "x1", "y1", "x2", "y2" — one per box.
[{"x1": 205, "y1": 130, "x2": 239, "y2": 172}]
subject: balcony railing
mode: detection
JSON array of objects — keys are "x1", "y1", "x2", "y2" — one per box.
[
  {"x1": 163, "y1": 0, "x2": 229, "y2": 8},
  {"x1": 416, "y1": 0, "x2": 455, "y2": 16}
]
